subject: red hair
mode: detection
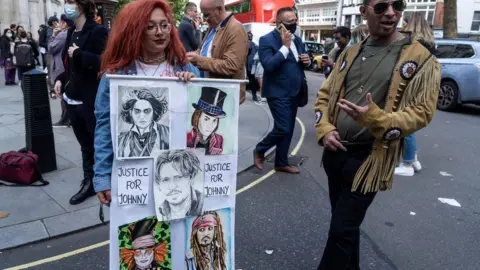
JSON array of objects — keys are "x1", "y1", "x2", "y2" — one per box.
[{"x1": 100, "y1": 0, "x2": 187, "y2": 75}]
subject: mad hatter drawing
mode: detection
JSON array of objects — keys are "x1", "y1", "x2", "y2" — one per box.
[{"x1": 187, "y1": 87, "x2": 227, "y2": 155}]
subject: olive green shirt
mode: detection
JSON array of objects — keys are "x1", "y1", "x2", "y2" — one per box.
[{"x1": 337, "y1": 38, "x2": 408, "y2": 143}]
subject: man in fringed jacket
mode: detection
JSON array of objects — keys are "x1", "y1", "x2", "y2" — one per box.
[{"x1": 313, "y1": 0, "x2": 441, "y2": 269}]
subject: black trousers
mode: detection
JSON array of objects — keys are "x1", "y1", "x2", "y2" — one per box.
[
  {"x1": 66, "y1": 103, "x2": 96, "y2": 180},
  {"x1": 247, "y1": 72, "x2": 259, "y2": 98},
  {"x1": 318, "y1": 145, "x2": 377, "y2": 270}
]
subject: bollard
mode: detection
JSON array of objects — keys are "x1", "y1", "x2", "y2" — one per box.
[{"x1": 22, "y1": 70, "x2": 57, "y2": 173}]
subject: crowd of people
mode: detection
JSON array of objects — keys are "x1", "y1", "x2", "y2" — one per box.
[{"x1": 0, "y1": 0, "x2": 441, "y2": 268}]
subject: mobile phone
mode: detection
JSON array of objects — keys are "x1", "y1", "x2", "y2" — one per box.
[
  {"x1": 277, "y1": 23, "x2": 287, "y2": 33},
  {"x1": 322, "y1": 55, "x2": 328, "y2": 60}
]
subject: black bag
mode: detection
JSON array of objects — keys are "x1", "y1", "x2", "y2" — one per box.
[
  {"x1": 14, "y1": 42, "x2": 34, "y2": 67},
  {"x1": 297, "y1": 76, "x2": 308, "y2": 107}
]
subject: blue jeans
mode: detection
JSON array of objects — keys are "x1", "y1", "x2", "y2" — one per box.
[{"x1": 403, "y1": 134, "x2": 417, "y2": 164}]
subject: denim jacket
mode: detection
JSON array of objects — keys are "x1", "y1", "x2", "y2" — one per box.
[{"x1": 93, "y1": 61, "x2": 200, "y2": 192}]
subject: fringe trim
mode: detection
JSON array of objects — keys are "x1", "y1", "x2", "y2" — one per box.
[
  {"x1": 351, "y1": 57, "x2": 439, "y2": 194},
  {"x1": 399, "y1": 57, "x2": 439, "y2": 110}
]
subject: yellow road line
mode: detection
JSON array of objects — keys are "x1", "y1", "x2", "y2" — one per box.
[
  {"x1": 4, "y1": 241, "x2": 110, "y2": 270},
  {"x1": 6, "y1": 117, "x2": 306, "y2": 270}
]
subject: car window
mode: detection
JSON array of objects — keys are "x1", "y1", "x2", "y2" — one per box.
[
  {"x1": 305, "y1": 43, "x2": 325, "y2": 54},
  {"x1": 434, "y1": 43, "x2": 475, "y2": 59}
]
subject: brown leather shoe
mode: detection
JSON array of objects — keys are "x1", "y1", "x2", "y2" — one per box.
[
  {"x1": 274, "y1": 166, "x2": 300, "y2": 174},
  {"x1": 253, "y1": 150, "x2": 265, "y2": 170}
]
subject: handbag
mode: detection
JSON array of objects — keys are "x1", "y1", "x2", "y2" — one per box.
[{"x1": 0, "y1": 148, "x2": 49, "y2": 186}]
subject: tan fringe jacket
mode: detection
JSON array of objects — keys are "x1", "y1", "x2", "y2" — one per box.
[{"x1": 314, "y1": 37, "x2": 441, "y2": 193}]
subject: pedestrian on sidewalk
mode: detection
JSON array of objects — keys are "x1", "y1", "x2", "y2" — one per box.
[
  {"x1": 93, "y1": 0, "x2": 199, "y2": 205},
  {"x1": 13, "y1": 26, "x2": 39, "y2": 88},
  {"x1": 322, "y1": 27, "x2": 350, "y2": 79},
  {"x1": 394, "y1": 12, "x2": 434, "y2": 176},
  {"x1": 46, "y1": 16, "x2": 60, "y2": 99},
  {"x1": 0, "y1": 29, "x2": 16, "y2": 85},
  {"x1": 53, "y1": 0, "x2": 108, "y2": 205},
  {"x1": 178, "y1": 2, "x2": 201, "y2": 52},
  {"x1": 187, "y1": 0, "x2": 248, "y2": 104},
  {"x1": 252, "y1": 51, "x2": 267, "y2": 105},
  {"x1": 313, "y1": 0, "x2": 441, "y2": 268},
  {"x1": 50, "y1": 14, "x2": 74, "y2": 128},
  {"x1": 253, "y1": 7, "x2": 311, "y2": 174},
  {"x1": 246, "y1": 31, "x2": 260, "y2": 102}
]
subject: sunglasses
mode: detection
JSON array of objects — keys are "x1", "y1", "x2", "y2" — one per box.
[{"x1": 367, "y1": 0, "x2": 406, "y2": 14}]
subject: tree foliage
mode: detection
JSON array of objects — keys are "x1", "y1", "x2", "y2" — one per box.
[
  {"x1": 443, "y1": 0, "x2": 457, "y2": 38},
  {"x1": 114, "y1": 0, "x2": 188, "y2": 25}
]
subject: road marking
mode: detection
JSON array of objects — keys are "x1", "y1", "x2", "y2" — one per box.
[
  {"x1": 6, "y1": 117, "x2": 306, "y2": 270},
  {"x1": 4, "y1": 241, "x2": 110, "y2": 270}
]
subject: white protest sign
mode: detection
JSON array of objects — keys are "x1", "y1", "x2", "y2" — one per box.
[
  {"x1": 117, "y1": 163, "x2": 150, "y2": 205},
  {"x1": 204, "y1": 159, "x2": 234, "y2": 196},
  {"x1": 107, "y1": 75, "x2": 241, "y2": 270}
]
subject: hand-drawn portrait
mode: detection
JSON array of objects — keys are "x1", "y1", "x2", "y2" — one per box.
[
  {"x1": 118, "y1": 216, "x2": 171, "y2": 270},
  {"x1": 185, "y1": 208, "x2": 232, "y2": 270},
  {"x1": 117, "y1": 86, "x2": 170, "y2": 159},
  {"x1": 153, "y1": 149, "x2": 205, "y2": 221},
  {"x1": 187, "y1": 86, "x2": 236, "y2": 156}
]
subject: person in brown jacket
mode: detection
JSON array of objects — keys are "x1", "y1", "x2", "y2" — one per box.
[{"x1": 187, "y1": 0, "x2": 248, "y2": 104}]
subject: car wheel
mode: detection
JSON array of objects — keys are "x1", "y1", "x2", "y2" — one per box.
[
  {"x1": 312, "y1": 61, "x2": 319, "y2": 72},
  {"x1": 438, "y1": 80, "x2": 459, "y2": 111}
]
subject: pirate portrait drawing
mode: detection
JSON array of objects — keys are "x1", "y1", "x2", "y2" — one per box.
[
  {"x1": 119, "y1": 218, "x2": 170, "y2": 270},
  {"x1": 187, "y1": 87, "x2": 227, "y2": 156},
  {"x1": 154, "y1": 150, "x2": 204, "y2": 221},
  {"x1": 118, "y1": 88, "x2": 170, "y2": 158},
  {"x1": 185, "y1": 211, "x2": 228, "y2": 270}
]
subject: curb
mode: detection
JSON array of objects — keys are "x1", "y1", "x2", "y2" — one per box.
[{"x1": 0, "y1": 97, "x2": 275, "y2": 252}]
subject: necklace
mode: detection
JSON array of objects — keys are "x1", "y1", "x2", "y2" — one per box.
[
  {"x1": 357, "y1": 48, "x2": 392, "y2": 94},
  {"x1": 138, "y1": 55, "x2": 166, "y2": 64},
  {"x1": 137, "y1": 60, "x2": 162, "y2": 76},
  {"x1": 361, "y1": 35, "x2": 403, "y2": 61}
]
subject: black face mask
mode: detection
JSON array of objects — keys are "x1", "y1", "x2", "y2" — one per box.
[{"x1": 283, "y1": 23, "x2": 297, "y2": 34}]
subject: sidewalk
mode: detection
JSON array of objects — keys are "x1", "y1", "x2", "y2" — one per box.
[{"x1": 0, "y1": 77, "x2": 273, "y2": 250}]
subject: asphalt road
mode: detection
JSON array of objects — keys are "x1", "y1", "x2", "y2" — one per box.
[{"x1": 1, "y1": 72, "x2": 480, "y2": 270}]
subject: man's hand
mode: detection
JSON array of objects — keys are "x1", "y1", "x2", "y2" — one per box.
[
  {"x1": 53, "y1": 27, "x2": 61, "y2": 37},
  {"x1": 300, "y1": 53, "x2": 311, "y2": 66},
  {"x1": 54, "y1": 80, "x2": 62, "y2": 98},
  {"x1": 322, "y1": 130, "x2": 347, "y2": 152},
  {"x1": 338, "y1": 93, "x2": 373, "y2": 121},
  {"x1": 193, "y1": 18, "x2": 200, "y2": 29},
  {"x1": 321, "y1": 58, "x2": 334, "y2": 68},
  {"x1": 68, "y1": 43, "x2": 79, "y2": 57},
  {"x1": 187, "y1": 51, "x2": 200, "y2": 64},
  {"x1": 281, "y1": 30, "x2": 292, "y2": 48}
]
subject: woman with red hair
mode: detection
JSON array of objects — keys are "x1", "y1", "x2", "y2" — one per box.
[{"x1": 94, "y1": 0, "x2": 199, "y2": 204}]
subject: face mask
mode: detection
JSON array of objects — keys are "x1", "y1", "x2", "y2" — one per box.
[
  {"x1": 283, "y1": 23, "x2": 297, "y2": 34},
  {"x1": 6, "y1": 33, "x2": 12, "y2": 38},
  {"x1": 64, "y1": 4, "x2": 80, "y2": 21}
]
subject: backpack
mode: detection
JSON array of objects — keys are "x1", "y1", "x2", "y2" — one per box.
[{"x1": 14, "y1": 42, "x2": 34, "y2": 67}]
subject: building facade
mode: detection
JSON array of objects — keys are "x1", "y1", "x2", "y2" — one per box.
[
  {"x1": 296, "y1": 0, "x2": 340, "y2": 43},
  {"x1": 0, "y1": 0, "x2": 64, "y2": 39}
]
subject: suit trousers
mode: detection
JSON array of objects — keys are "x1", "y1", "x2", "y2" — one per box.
[
  {"x1": 318, "y1": 145, "x2": 377, "y2": 270},
  {"x1": 66, "y1": 103, "x2": 96, "y2": 180},
  {"x1": 255, "y1": 96, "x2": 298, "y2": 167}
]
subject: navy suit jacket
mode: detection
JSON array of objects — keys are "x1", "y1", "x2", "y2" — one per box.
[{"x1": 259, "y1": 30, "x2": 306, "y2": 98}]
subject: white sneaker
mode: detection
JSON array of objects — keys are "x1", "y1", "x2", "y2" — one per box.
[
  {"x1": 412, "y1": 154, "x2": 422, "y2": 172},
  {"x1": 394, "y1": 163, "x2": 415, "y2": 176}
]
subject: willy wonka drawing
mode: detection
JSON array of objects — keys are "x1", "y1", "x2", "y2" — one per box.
[
  {"x1": 187, "y1": 87, "x2": 227, "y2": 155},
  {"x1": 118, "y1": 88, "x2": 170, "y2": 158}
]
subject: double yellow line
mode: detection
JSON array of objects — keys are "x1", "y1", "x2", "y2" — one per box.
[{"x1": 5, "y1": 117, "x2": 306, "y2": 270}]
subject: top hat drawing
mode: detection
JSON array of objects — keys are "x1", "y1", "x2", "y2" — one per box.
[
  {"x1": 130, "y1": 218, "x2": 157, "y2": 249},
  {"x1": 192, "y1": 87, "x2": 227, "y2": 118}
]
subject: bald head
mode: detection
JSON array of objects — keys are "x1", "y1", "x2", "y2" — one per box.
[{"x1": 200, "y1": 0, "x2": 224, "y2": 8}]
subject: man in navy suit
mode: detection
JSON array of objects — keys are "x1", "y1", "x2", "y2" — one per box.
[{"x1": 253, "y1": 7, "x2": 311, "y2": 174}]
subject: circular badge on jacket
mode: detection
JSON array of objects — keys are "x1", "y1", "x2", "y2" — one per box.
[
  {"x1": 400, "y1": 61, "x2": 418, "y2": 80},
  {"x1": 383, "y1": 128, "x2": 402, "y2": 141}
]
